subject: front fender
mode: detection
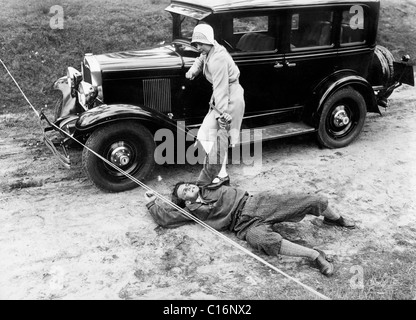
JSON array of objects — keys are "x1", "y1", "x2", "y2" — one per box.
[
  {"x1": 314, "y1": 70, "x2": 378, "y2": 116},
  {"x1": 75, "y1": 104, "x2": 178, "y2": 132},
  {"x1": 54, "y1": 76, "x2": 80, "y2": 119}
]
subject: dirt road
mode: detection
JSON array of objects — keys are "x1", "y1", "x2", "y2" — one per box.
[{"x1": 0, "y1": 84, "x2": 415, "y2": 300}]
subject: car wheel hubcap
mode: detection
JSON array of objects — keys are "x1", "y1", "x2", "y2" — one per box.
[
  {"x1": 327, "y1": 103, "x2": 357, "y2": 139},
  {"x1": 110, "y1": 144, "x2": 132, "y2": 167},
  {"x1": 333, "y1": 107, "x2": 350, "y2": 127}
]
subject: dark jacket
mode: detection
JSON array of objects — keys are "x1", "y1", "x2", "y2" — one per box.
[{"x1": 146, "y1": 128, "x2": 247, "y2": 230}]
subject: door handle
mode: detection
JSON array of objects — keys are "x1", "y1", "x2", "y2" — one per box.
[
  {"x1": 286, "y1": 61, "x2": 297, "y2": 67},
  {"x1": 274, "y1": 62, "x2": 284, "y2": 69}
]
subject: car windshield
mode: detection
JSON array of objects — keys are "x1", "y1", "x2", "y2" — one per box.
[
  {"x1": 178, "y1": 15, "x2": 199, "y2": 41},
  {"x1": 167, "y1": 13, "x2": 201, "y2": 56},
  {"x1": 165, "y1": 3, "x2": 210, "y2": 42}
]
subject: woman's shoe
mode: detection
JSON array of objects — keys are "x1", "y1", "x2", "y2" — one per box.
[{"x1": 209, "y1": 175, "x2": 230, "y2": 188}]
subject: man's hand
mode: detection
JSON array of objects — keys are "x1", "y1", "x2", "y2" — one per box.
[
  {"x1": 186, "y1": 70, "x2": 196, "y2": 80},
  {"x1": 144, "y1": 191, "x2": 157, "y2": 204}
]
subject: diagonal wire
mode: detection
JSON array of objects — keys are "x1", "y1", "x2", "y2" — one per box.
[
  {"x1": 0, "y1": 59, "x2": 40, "y2": 118},
  {"x1": 0, "y1": 58, "x2": 331, "y2": 300}
]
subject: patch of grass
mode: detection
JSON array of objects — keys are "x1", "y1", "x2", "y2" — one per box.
[
  {"x1": 377, "y1": 0, "x2": 416, "y2": 59},
  {"x1": 0, "y1": 0, "x2": 171, "y2": 112},
  {"x1": 1, "y1": 117, "x2": 21, "y2": 128},
  {"x1": 8, "y1": 178, "x2": 43, "y2": 190},
  {"x1": 316, "y1": 249, "x2": 416, "y2": 300},
  {"x1": 241, "y1": 247, "x2": 416, "y2": 300}
]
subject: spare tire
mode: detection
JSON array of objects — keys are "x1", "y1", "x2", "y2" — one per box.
[{"x1": 368, "y1": 45, "x2": 395, "y2": 87}]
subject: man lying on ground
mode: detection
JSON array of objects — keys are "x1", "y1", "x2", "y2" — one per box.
[{"x1": 144, "y1": 118, "x2": 355, "y2": 276}]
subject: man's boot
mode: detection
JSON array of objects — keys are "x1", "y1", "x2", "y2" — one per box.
[
  {"x1": 314, "y1": 248, "x2": 334, "y2": 276},
  {"x1": 323, "y1": 216, "x2": 356, "y2": 229}
]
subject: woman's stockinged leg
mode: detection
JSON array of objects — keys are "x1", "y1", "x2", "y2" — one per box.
[{"x1": 216, "y1": 151, "x2": 228, "y2": 179}]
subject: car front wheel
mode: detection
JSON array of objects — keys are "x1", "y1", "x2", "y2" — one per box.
[
  {"x1": 317, "y1": 87, "x2": 367, "y2": 149},
  {"x1": 82, "y1": 122, "x2": 155, "y2": 192}
]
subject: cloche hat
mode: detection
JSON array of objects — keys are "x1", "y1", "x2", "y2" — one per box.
[{"x1": 191, "y1": 24, "x2": 215, "y2": 45}]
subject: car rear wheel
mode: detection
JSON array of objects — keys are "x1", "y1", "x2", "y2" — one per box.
[
  {"x1": 317, "y1": 87, "x2": 367, "y2": 149},
  {"x1": 82, "y1": 122, "x2": 155, "y2": 192}
]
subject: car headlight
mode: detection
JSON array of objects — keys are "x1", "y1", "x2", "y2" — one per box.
[
  {"x1": 77, "y1": 81, "x2": 98, "y2": 110},
  {"x1": 67, "y1": 67, "x2": 82, "y2": 98}
]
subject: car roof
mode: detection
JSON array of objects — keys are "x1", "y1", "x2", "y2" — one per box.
[{"x1": 170, "y1": 0, "x2": 380, "y2": 13}]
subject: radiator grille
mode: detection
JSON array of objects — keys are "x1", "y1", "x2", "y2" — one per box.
[{"x1": 143, "y1": 79, "x2": 171, "y2": 113}]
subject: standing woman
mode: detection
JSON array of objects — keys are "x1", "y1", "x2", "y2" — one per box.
[{"x1": 186, "y1": 23, "x2": 245, "y2": 186}]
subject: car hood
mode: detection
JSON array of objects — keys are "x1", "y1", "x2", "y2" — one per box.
[{"x1": 93, "y1": 45, "x2": 184, "y2": 73}]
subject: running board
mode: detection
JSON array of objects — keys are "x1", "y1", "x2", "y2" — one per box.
[{"x1": 238, "y1": 122, "x2": 316, "y2": 146}]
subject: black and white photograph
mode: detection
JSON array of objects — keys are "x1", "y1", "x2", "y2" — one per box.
[{"x1": 0, "y1": 0, "x2": 415, "y2": 302}]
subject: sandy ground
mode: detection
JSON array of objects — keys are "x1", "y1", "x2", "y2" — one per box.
[{"x1": 0, "y1": 84, "x2": 415, "y2": 300}]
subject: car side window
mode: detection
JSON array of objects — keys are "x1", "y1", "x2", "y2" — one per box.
[
  {"x1": 340, "y1": 7, "x2": 366, "y2": 45},
  {"x1": 232, "y1": 15, "x2": 277, "y2": 53},
  {"x1": 290, "y1": 10, "x2": 334, "y2": 51}
]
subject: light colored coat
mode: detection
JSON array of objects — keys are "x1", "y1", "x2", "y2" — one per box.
[{"x1": 189, "y1": 41, "x2": 245, "y2": 146}]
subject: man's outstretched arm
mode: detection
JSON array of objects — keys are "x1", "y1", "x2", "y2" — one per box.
[
  {"x1": 145, "y1": 193, "x2": 193, "y2": 228},
  {"x1": 144, "y1": 192, "x2": 212, "y2": 228}
]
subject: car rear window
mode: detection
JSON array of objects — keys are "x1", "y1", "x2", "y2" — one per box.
[
  {"x1": 290, "y1": 10, "x2": 334, "y2": 51},
  {"x1": 340, "y1": 7, "x2": 366, "y2": 45}
]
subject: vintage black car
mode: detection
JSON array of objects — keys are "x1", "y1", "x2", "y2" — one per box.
[{"x1": 42, "y1": 0, "x2": 414, "y2": 192}]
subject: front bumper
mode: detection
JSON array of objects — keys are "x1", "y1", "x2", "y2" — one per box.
[{"x1": 40, "y1": 111, "x2": 76, "y2": 169}]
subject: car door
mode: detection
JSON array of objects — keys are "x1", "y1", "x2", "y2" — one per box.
[
  {"x1": 282, "y1": 7, "x2": 338, "y2": 108},
  {"x1": 223, "y1": 13, "x2": 288, "y2": 127}
]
